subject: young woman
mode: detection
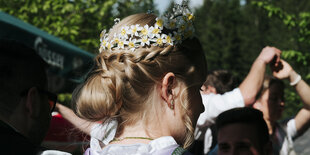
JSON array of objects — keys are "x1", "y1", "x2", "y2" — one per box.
[
  {"x1": 70, "y1": 5, "x2": 207, "y2": 154},
  {"x1": 253, "y1": 59, "x2": 310, "y2": 155}
]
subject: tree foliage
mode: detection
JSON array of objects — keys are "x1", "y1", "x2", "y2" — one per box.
[
  {"x1": 252, "y1": 0, "x2": 310, "y2": 118},
  {"x1": 0, "y1": 0, "x2": 157, "y2": 53},
  {"x1": 194, "y1": 0, "x2": 310, "y2": 118},
  {"x1": 1, "y1": 0, "x2": 309, "y2": 118},
  {"x1": 0, "y1": 0, "x2": 158, "y2": 107}
]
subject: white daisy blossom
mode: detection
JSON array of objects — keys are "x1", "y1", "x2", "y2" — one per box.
[
  {"x1": 117, "y1": 40, "x2": 125, "y2": 49},
  {"x1": 155, "y1": 17, "x2": 164, "y2": 30},
  {"x1": 112, "y1": 33, "x2": 121, "y2": 46},
  {"x1": 151, "y1": 34, "x2": 167, "y2": 46},
  {"x1": 114, "y1": 18, "x2": 120, "y2": 25},
  {"x1": 106, "y1": 42, "x2": 112, "y2": 50},
  {"x1": 173, "y1": 31, "x2": 182, "y2": 44},
  {"x1": 120, "y1": 26, "x2": 130, "y2": 39},
  {"x1": 99, "y1": 0, "x2": 195, "y2": 52},
  {"x1": 165, "y1": 34, "x2": 175, "y2": 45},
  {"x1": 125, "y1": 38, "x2": 137, "y2": 51},
  {"x1": 100, "y1": 30, "x2": 111, "y2": 51},
  {"x1": 149, "y1": 26, "x2": 161, "y2": 39},
  {"x1": 139, "y1": 35, "x2": 150, "y2": 46},
  {"x1": 169, "y1": 20, "x2": 177, "y2": 29},
  {"x1": 185, "y1": 13, "x2": 194, "y2": 21},
  {"x1": 176, "y1": 16, "x2": 186, "y2": 29},
  {"x1": 140, "y1": 25, "x2": 150, "y2": 37},
  {"x1": 130, "y1": 24, "x2": 142, "y2": 36},
  {"x1": 162, "y1": 16, "x2": 170, "y2": 28},
  {"x1": 178, "y1": 23, "x2": 187, "y2": 33},
  {"x1": 184, "y1": 26, "x2": 195, "y2": 39},
  {"x1": 100, "y1": 29, "x2": 107, "y2": 42},
  {"x1": 101, "y1": 39, "x2": 108, "y2": 50}
]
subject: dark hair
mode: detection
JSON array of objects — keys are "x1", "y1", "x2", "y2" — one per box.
[
  {"x1": 203, "y1": 70, "x2": 234, "y2": 94},
  {"x1": 216, "y1": 107, "x2": 270, "y2": 148},
  {"x1": 0, "y1": 39, "x2": 47, "y2": 115},
  {"x1": 255, "y1": 75, "x2": 285, "y2": 100}
]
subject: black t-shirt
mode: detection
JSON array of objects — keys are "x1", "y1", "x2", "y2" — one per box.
[{"x1": 0, "y1": 120, "x2": 45, "y2": 155}]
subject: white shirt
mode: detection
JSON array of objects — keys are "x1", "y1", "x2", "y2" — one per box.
[
  {"x1": 88, "y1": 136, "x2": 180, "y2": 155},
  {"x1": 39, "y1": 150, "x2": 72, "y2": 155},
  {"x1": 195, "y1": 88, "x2": 245, "y2": 154},
  {"x1": 273, "y1": 119, "x2": 297, "y2": 155}
]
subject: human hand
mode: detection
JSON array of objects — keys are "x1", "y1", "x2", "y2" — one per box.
[
  {"x1": 257, "y1": 46, "x2": 281, "y2": 65},
  {"x1": 272, "y1": 59, "x2": 293, "y2": 79},
  {"x1": 54, "y1": 102, "x2": 62, "y2": 112}
]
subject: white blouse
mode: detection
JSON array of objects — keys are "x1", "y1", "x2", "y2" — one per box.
[{"x1": 88, "y1": 136, "x2": 180, "y2": 155}]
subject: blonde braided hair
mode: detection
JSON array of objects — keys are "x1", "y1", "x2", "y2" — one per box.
[{"x1": 75, "y1": 13, "x2": 207, "y2": 148}]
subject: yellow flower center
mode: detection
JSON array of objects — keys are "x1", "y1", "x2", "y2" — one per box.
[
  {"x1": 176, "y1": 35, "x2": 181, "y2": 41},
  {"x1": 121, "y1": 29, "x2": 126, "y2": 36},
  {"x1": 180, "y1": 25, "x2": 186, "y2": 31},
  {"x1": 156, "y1": 19, "x2": 163, "y2": 27},
  {"x1": 157, "y1": 38, "x2": 163, "y2": 45},
  {"x1": 166, "y1": 36, "x2": 171, "y2": 43},
  {"x1": 141, "y1": 28, "x2": 148, "y2": 35},
  {"x1": 187, "y1": 13, "x2": 194, "y2": 20},
  {"x1": 142, "y1": 37, "x2": 148, "y2": 43},
  {"x1": 118, "y1": 41, "x2": 124, "y2": 47},
  {"x1": 132, "y1": 27, "x2": 137, "y2": 33},
  {"x1": 107, "y1": 43, "x2": 111, "y2": 49},
  {"x1": 114, "y1": 38, "x2": 120, "y2": 43},
  {"x1": 169, "y1": 22, "x2": 176, "y2": 28},
  {"x1": 102, "y1": 40, "x2": 107, "y2": 46},
  {"x1": 128, "y1": 42, "x2": 135, "y2": 48},
  {"x1": 152, "y1": 28, "x2": 159, "y2": 34}
]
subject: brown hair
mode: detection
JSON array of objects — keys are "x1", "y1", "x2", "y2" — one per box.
[
  {"x1": 203, "y1": 70, "x2": 234, "y2": 94},
  {"x1": 74, "y1": 13, "x2": 207, "y2": 148},
  {"x1": 256, "y1": 75, "x2": 285, "y2": 100}
]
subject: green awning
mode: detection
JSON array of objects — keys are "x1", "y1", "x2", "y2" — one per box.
[{"x1": 0, "y1": 11, "x2": 94, "y2": 93}]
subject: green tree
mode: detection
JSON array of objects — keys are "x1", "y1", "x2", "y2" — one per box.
[
  {"x1": 194, "y1": 0, "x2": 260, "y2": 85},
  {"x1": 0, "y1": 0, "x2": 157, "y2": 53},
  {"x1": 193, "y1": 0, "x2": 310, "y2": 118},
  {"x1": 253, "y1": 0, "x2": 310, "y2": 118},
  {"x1": 0, "y1": 0, "x2": 158, "y2": 110}
]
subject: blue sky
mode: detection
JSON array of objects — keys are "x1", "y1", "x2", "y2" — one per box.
[{"x1": 154, "y1": 0, "x2": 204, "y2": 14}]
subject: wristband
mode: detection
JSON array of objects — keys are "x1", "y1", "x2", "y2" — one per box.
[{"x1": 290, "y1": 74, "x2": 301, "y2": 86}]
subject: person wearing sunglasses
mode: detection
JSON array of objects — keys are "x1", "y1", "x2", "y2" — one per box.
[{"x1": 0, "y1": 39, "x2": 68, "y2": 154}]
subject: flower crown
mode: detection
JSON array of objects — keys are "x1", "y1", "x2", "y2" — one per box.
[{"x1": 99, "y1": 0, "x2": 195, "y2": 53}]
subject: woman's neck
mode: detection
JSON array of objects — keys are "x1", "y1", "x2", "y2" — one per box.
[
  {"x1": 110, "y1": 121, "x2": 166, "y2": 145},
  {"x1": 264, "y1": 117, "x2": 276, "y2": 135}
]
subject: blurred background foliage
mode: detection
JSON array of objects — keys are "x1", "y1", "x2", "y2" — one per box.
[
  {"x1": 1, "y1": 0, "x2": 309, "y2": 118},
  {"x1": 193, "y1": 0, "x2": 310, "y2": 119},
  {"x1": 0, "y1": 0, "x2": 157, "y2": 53}
]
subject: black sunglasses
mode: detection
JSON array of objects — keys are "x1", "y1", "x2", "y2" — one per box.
[{"x1": 20, "y1": 87, "x2": 57, "y2": 112}]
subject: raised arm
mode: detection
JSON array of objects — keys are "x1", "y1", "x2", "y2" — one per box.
[
  {"x1": 55, "y1": 103, "x2": 98, "y2": 135},
  {"x1": 273, "y1": 59, "x2": 310, "y2": 135},
  {"x1": 239, "y1": 46, "x2": 281, "y2": 106}
]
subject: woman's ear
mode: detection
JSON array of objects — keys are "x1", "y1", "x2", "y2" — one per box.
[{"x1": 161, "y1": 72, "x2": 175, "y2": 109}]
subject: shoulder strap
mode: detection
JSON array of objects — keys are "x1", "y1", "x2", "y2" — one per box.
[{"x1": 172, "y1": 146, "x2": 192, "y2": 155}]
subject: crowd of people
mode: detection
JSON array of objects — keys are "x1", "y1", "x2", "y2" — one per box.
[{"x1": 1, "y1": 1, "x2": 310, "y2": 155}]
